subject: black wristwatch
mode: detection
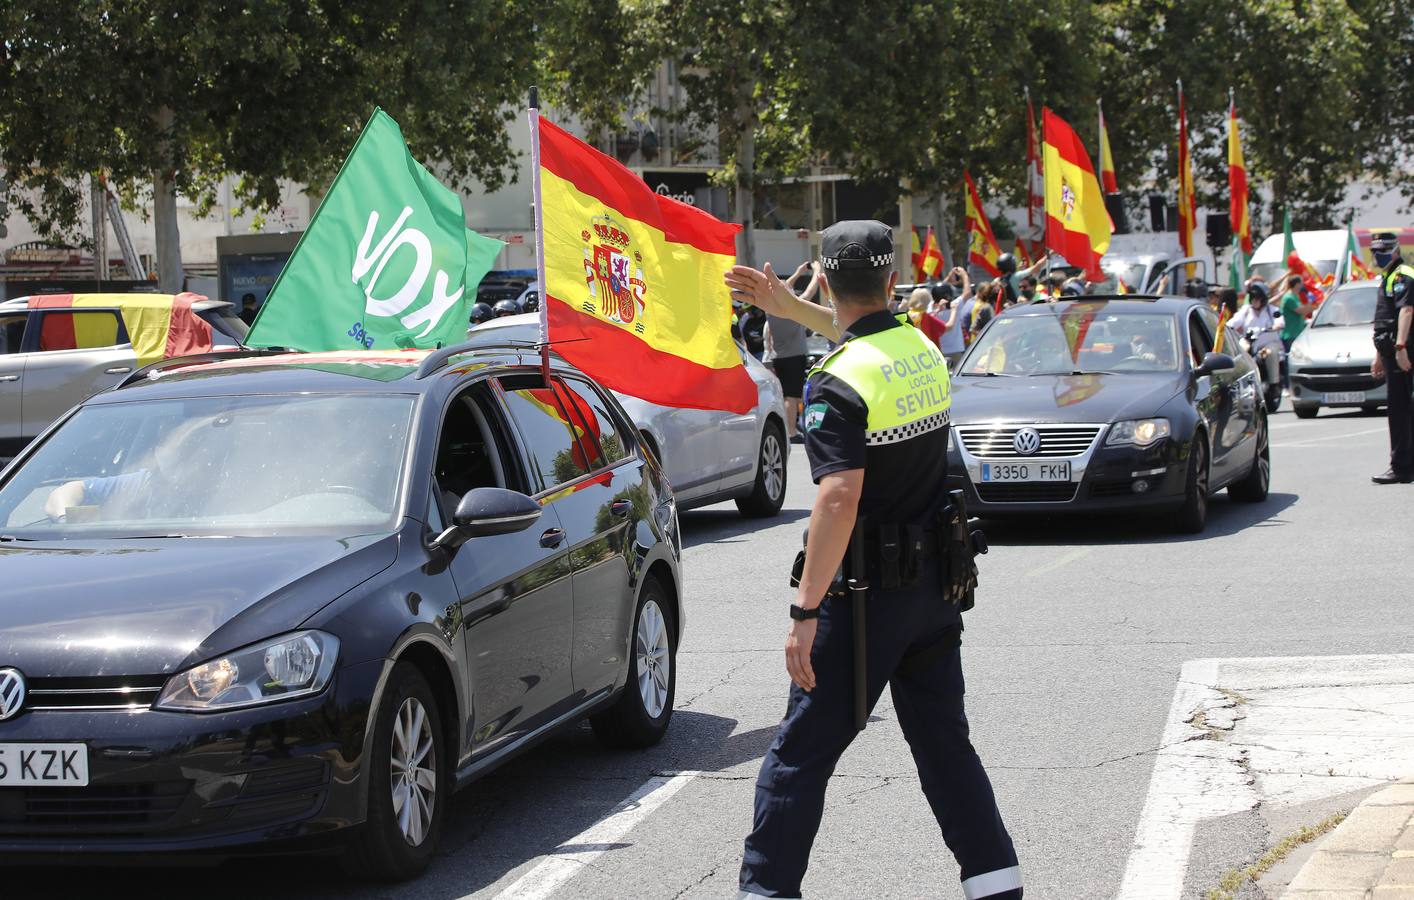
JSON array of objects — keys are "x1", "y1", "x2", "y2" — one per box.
[{"x1": 789, "y1": 604, "x2": 821, "y2": 621}]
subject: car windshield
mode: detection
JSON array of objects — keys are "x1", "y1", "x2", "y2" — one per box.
[
  {"x1": 0, "y1": 394, "x2": 414, "y2": 540},
  {"x1": 959, "y1": 308, "x2": 1180, "y2": 375},
  {"x1": 1311, "y1": 286, "x2": 1377, "y2": 327}
]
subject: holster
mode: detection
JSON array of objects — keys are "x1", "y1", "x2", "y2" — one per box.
[
  {"x1": 789, "y1": 529, "x2": 848, "y2": 599},
  {"x1": 939, "y1": 489, "x2": 987, "y2": 611},
  {"x1": 1375, "y1": 330, "x2": 1396, "y2": 357}
]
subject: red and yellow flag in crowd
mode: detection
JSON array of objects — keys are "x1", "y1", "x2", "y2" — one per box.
[
  {"x1": 1213, "y1": 306, "x2": 1231, "y2": 354},
  {"x1": 1345, "y1": 221, "x2": 1377, "y2": 282},
  {"x1": 1042, "y1": 108, "x2": 1112, "y2": 280},
  {"x1": 910, "y1": 227, "x2": 926, "y2": 281},
  {"x1": 1177, "y1": 83, "x2": 1198, "y2": 259},
  {"x1": 28, "y1": 293, "x2": 213, "y2": 365},
  {"x1": 1097, "y1": 100, "x2": 1119, "y2": 194},
  {"x1": 964, "y1": 171, "x2": 1003, "y2": 277},
  {"x1": 533, "y1": 117, "x2": 755, "y2": 413},
  {"x1": 1228, "y1": 94, "x2": 1252, "y2": 256},
  {"x1": 921, "y1": 226, "x2": 944, "y2": 280},
  {"x1": 1025, "y1": 88, "x2": 1045, "y2": 261}
]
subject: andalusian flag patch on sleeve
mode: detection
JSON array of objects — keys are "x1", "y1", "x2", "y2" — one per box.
[{"x1": 803, "y1": 402, "x2": 828, "y2": 431}]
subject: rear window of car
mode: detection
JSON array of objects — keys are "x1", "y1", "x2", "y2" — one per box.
[{"x1": 0, "y1": 315, "x2": 26, "y2": 354}]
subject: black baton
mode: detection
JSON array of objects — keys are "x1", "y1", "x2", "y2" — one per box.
[{"x1": 847, "y1": 524, "x2": 869, "y2": 731}]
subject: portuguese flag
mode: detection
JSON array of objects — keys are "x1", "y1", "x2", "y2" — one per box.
[
  {"x1": 1042, "y1": 107, "x2": 1112, "y2": 280},
  {"x1": 533, "y1": 117, "x2": 754, "y2": 414}
]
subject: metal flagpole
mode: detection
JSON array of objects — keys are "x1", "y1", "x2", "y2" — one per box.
[
  {"x1": 1041, "y1": 101, "x2": 1051, "y2": 283},
  {"x1": 527, "y1": 86, "x2": 551, "y2": 384}
]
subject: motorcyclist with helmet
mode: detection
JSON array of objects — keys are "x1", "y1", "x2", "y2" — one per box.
[
  {"x1": 469, "y1": 302, "x2": 495, "y2": 325},
  {"x1": 492, "y1": 299, "x2": 521, "y2": 318},
  {"x1": 1231, "y1": 279, "x2": 1284, "y2": 411}
]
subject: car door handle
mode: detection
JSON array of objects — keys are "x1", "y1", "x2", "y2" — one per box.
[
  {"x1": 0, "y1": 375, "x2": 17, "y2": 383},
  {"x1": 539, "y1": 528, "x2": 566, "y2": 549},
  {"x1": 610, "y1": 499, "x2": 632, "y2": 517},
  {"x1": 105, "y1": 367, "x2": 132, "y2": 375}
]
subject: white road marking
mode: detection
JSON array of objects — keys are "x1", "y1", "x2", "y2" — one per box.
[
  {"x1": 1273, "y1": 426, "x2": 1386, "y2": 448},
  {"x1": 488, "y1": 772, "x2": 697, "y2": 900},
  {"x1": 1025, "y1": 546, "x2": 1093, "y2": 577},
  {"x1": 1118, "y1": 655, "x2": 1414, "y2": 900}
]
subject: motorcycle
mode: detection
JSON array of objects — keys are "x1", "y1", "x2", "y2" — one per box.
[{"x1": 1241, "y1": 327, "x2": 1283, "y2": 414}]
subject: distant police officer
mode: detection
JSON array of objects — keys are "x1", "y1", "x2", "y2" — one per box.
[
  {"x1": 728, "y1": 221, "x2": 1020, "y2": 900},
  {"x1": 1371, "y1": 231, "x2": 1414, "y2": 484}
]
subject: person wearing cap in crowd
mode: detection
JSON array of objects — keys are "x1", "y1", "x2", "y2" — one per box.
[
  {"x1": 1370, "y1": 231, "x2": 1414, "y2": 483},
  {"x1": 724, "y1": 220, "x2": 1022, "y2": 900}
]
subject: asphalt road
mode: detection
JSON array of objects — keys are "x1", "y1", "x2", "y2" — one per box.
[{"x1": 9, "y1": 405, "x2": 1408, "y2": 899}]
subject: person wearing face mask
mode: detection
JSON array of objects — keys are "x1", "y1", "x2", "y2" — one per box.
[{"x1": 1230, "y1": 279, "x2": 1284, "y2": 387}]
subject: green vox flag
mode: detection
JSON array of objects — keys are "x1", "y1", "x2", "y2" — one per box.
[
  {"x1": 1228, "y1": 232, "x2": 1248, "y2": 290},
  {"x1": 248, "y1": 109, "x2": 504, "y2": 351},
  {"x1": 1281, "y1": 210, "x2": 1295, "y2": 262}
]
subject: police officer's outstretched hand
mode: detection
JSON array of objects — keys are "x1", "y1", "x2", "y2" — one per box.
[
  {"x1": 785, "y1": 618, "x2": 817, "y2": 692},
  {"x1": 1374, "y1": 355, "x2": 1386, "y2": 380},
  {"x1": 725, "y1": 261, "x2": 806, "y2": 318}
]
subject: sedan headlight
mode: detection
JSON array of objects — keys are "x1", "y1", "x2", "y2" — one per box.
[
  {"x1": 155, "y1": 630, "x2": 339, "y2": 712},
  {"x1": 1106, "y1": 418, "x2": 1171, "y2": 447},
  {"x1": 1289, "y1": 343, "x2": 1311, "y2": 364}
]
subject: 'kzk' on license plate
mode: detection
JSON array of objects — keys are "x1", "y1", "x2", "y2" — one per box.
[
  {"x1": 980, "y1": 461, "x2": 1072, "y2": 482},
  {"x1": 1322, "y1": 391, "x2": 1366, "y2": 404},
  {"x1": 0, "y1": 743, "x2": 89, "y2": 786}
]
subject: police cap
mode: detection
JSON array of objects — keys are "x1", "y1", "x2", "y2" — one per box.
[
  {"x1": 821, "y1": 220, "x2": 895, "y2": 271},
  {"x1": 1371, "y1": 231, "x2": 1399, "y2": 253}
]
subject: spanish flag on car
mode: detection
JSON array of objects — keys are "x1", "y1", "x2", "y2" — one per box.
[
  {"x1": 28, "y1": 293, "x2": 213, "y2": 365},
  {"x1": 533, "y1": 117, "x2": 755, "y2": 414},
  {"x1": 1042, "y1": 108, "x2": 1112, "y2": 281}
]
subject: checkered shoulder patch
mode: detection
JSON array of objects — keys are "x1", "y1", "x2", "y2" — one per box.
[{"x1": 864, "y1": 409, "x2": 951, "y2": 446}]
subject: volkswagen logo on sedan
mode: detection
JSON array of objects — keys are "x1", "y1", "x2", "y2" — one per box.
[
  {"x1": 0, "y1": 668, "x2": 25, "y2": 721},
  {"x1": 1013, "y1": 427, "x2": 1042, "y2": 456}
]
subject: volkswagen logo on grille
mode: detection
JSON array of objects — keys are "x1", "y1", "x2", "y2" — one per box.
[
  {"x1": 0, "y1": 668, "x2": 25, "y2": 721},
  {"x1": 1013, "y1": 427, "x2": 1042, "y2": 456}
]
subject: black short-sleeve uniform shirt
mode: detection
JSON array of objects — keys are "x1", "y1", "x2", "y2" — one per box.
[
  {"x1": 802, "y1": 310, "x2": 950, "y2": 526},
  {"x1": 1374, "y1": 258, "x2": 1414, "y2": 337}
]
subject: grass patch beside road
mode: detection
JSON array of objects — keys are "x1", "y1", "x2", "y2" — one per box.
[{"x1": 1203, "y1": 811, "x2": 1348, "y2": 900}]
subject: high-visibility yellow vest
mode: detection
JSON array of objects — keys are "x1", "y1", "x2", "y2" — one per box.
[
  {"x1": 810, "y1": 316, "x2": 951, "y2": 445},
  {"x1": 1384, "y1": 264, "x2": 1414, "y2": 294}
]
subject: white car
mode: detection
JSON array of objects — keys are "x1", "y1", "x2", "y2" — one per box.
[{"x1": 468, "y1": 314, "x2": 789, "y2": 517}]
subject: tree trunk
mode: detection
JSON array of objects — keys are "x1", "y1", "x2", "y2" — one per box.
[
  {"x1": 152, "y1": 107, "x2": 183, "y2": 292},
  {"x1": 897, "y1": 180, "x2": 913, "y2": 282},
  {"x1": 934, "y1": 192, "x2": 953, "y2": 271},
  {"x1": 733, "y1": 94, "x2": 757, "y2": 268}
]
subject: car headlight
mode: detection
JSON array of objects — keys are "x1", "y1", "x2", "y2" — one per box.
[
  {"x1": 155, "y1": 630, "x2": 339, "y2": 712},
  {"x1": 1290, "y1": 343, "x2": 1311, "y2": 363},
  {"x1": 1106, "y1": 418, "x2": 1171, "y2": 447}
]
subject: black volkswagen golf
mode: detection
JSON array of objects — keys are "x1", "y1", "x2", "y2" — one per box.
[
  {"x1": 0, "y1": 341, "x2": 682, "y2": 878},
  {"x1": 949, "y1": 296, "x2": 1272, "y2": 533}
]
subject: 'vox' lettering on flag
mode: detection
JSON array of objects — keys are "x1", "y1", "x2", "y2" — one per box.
[
  {"x1": 248, "y1": 109, "x2": 504, "y2": 352},
  {"x1": 533, "y1": 117, "x2": 755, "y2": 414}
]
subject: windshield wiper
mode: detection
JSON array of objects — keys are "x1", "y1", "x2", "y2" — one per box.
[
  {"x1": 0, "y1": 534, "x2": 35, "y2": 542},
  {"x1": 122, "y1": 533, "x2": 196, "y2": 539},
  {"x1": 970, "y1": 371, "x2": 1018, "y2": 377},
  {"x1": 1071, "y1": 369, "x2": 1117, "y2": 376}
]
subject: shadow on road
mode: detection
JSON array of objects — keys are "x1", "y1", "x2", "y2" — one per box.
[
  {"x1": 981, "y1": 491, "x2": 1300, "y2": 547},
  {"x1": 679, "y1": 505, "x2": 810, "y2": 549},
  {"x1": 5, "y1": 710, "x2": 771, "y2": 900}
]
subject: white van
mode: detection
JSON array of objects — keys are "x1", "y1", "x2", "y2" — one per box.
[{"x1": 1249, "y1": 227, "x2": 1414, "y2": 287}]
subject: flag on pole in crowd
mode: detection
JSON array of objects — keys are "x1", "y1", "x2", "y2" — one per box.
[
  {"x1": 1282, "y1": 210, "x2": 1295, "y2": 260},
  {"x1": 1214, "y1": 306, "x2": 1231, "y2": 354},
  {"x1": 1229, "y1": 231, "x2": 1248, "y2": 291},
  {"x1": 910, "y1": 227, "x2": 926, "y2": 281},
  {"x1": 531, "y1": 115, "x2": 755, "y2": 413},
  {"x1": 1097, "y1": 100, "x2": 1118, "y2": 194},
  {"x1": 248, "y1": 108, "x2": 504, "y2": 352},
  {"x1": 921, "y1": 226, "x2": 944, "y2": 280},
  {"x1": 1227, "y1": 92, "x2": 1252, "y2": 256},
  {"x1": 1025, "y1": 88, "x2": 1045, "y2": 260},
  {"x1": 1041, "y1": 107, "x2": 1112, "y2": 281},
  {"x1": 964, "y1": 171, "x2": 1003, "y2": 277},
  {"x1": 1345, "y1": 221, "x2": 1377, "y2": 282},
  {"x1": 1279, "y1": 211, "x2": 1326, "y2": 304},
  {"x1": 1176, "y1": 82, "x2": 1198, "y2": 260},
  {"x1": 1015, "y1": 241, "x2": 1032, "y2": 268}
]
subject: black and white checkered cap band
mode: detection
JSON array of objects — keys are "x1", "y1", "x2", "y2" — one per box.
[
  {"x1": 865, "y1": 409, "x2": 951, "y2": 446},
  {"x1": 821, "y1": 252, "x2": 895, "y2": 271}
]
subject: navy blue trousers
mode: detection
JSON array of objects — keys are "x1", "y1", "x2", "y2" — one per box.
[{"x1": 740, "y1": 567, "x2": 1019, "y2": 898}]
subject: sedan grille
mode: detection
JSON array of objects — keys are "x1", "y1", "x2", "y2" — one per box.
[
  {"x1": 957, "y1": 424, "x2": 1103, "y2": 459},
  {"x1": 976, "y1": 483, "x2": 1079, "y2": 503},
  {"x1": 0, "y1": 781, "x2": 190, "y2": 834},
  {"x1": 1293, "y1": 369, "x2": 1381, "y2": 393},
  {"x1": 24, "y1": 675, "x2": 167, "y2": 712}
]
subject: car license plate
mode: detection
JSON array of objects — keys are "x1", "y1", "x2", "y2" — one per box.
[
  {"x1": 0, "y1": 743, "x2": 89, "y2": 786},
  {"x1": 980, "y1": 461, "x2": 1071, "y2": 482},
  {"x1": 1323, "y1": 391, "x2": 1366, "y2": 404}
]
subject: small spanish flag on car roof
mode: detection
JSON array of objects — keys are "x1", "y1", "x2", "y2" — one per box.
[{"x1": 26, "y1": 293, "x2": 213, "y2": 366}]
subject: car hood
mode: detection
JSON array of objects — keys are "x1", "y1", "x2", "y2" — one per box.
[
  {"x1": 0, "y1": 532, "x2": 398, "y2": 678},
  {"x1": 949, "y1": 372, "x2": 1185, "y2": 425},
  {"x1": 1295, "y1": 326, "x2": 1375, "y2": 364}
]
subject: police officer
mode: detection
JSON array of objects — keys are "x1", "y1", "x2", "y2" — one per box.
[
  {"x1": 725, "y1": 221, "x2": 1021, "y2": 900},
  {"x1": 1371, "y1": 232, "x2": 1414, "y2": 484}
]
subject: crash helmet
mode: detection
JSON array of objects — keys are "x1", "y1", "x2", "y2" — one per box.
[
  {"x1": 469, "y1": 302, "x2": 494, "y2": 324},
  {"x1": 521, "y1": 292, "x2": 540, "y2": 313},
  {"x1": 996, "y1": 253, "x2": 1017, "y2": 275},
  {"x1": 493, "y1": 299, "x2": 521, "y2": 318},
  {"x1": 1244, "y1": 279, "x2": 1270, "y2": 304}
]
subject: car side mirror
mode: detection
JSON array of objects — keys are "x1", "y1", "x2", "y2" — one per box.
[
  {"x1": 1195, "y1": 352, "x2": 1236, "y2": 377},
  {"x1": 433, "y1": 487, "x2": 542, "y2": 551}
]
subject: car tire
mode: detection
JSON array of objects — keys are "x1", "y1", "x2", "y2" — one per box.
[
  {"x1": 590, "y1": 577, "x2": 677, "y2": 750},
  {"x1": 1293, "y1": 404, "x2": 1319, "y2": 419},
  {"x1": 1228, "y1": 414, "x2": 1270, "y2": 503},
  {"x1": 735, "y1": 420, "x2": 787, "y2": 518},
  {"x1": 343, "y1": 662, "x2": 446, "y2": 882},
  {"x1": 1175, "y1": 433, "x2": 1209, "y2": 534}
]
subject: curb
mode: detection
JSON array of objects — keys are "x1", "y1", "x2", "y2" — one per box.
[{"x1": 1282, "y1": 779, "x2": 1414, "y2": 898}]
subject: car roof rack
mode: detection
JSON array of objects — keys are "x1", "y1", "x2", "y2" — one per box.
[
  {"x1": 415, "y1": 339, "x2": 548, "y2": 380},
  {"x1": 116, "y1": 347, "x2": 298, "y2": 389}
]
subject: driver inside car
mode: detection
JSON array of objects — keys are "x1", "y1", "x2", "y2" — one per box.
[{"x1": 42, "y1": 416, "x2": 212, "y2": 522}]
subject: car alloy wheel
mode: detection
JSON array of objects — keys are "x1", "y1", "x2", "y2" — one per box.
[
  {"x1": 636, "y1": 599, "x2": 671, "y2": 719},
  {"x1": 390, "y1": 696, "x2": 437, "y2": 847},
  {"x1": 761, "y1": 432, "x2": 785, "y2": 503}
]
